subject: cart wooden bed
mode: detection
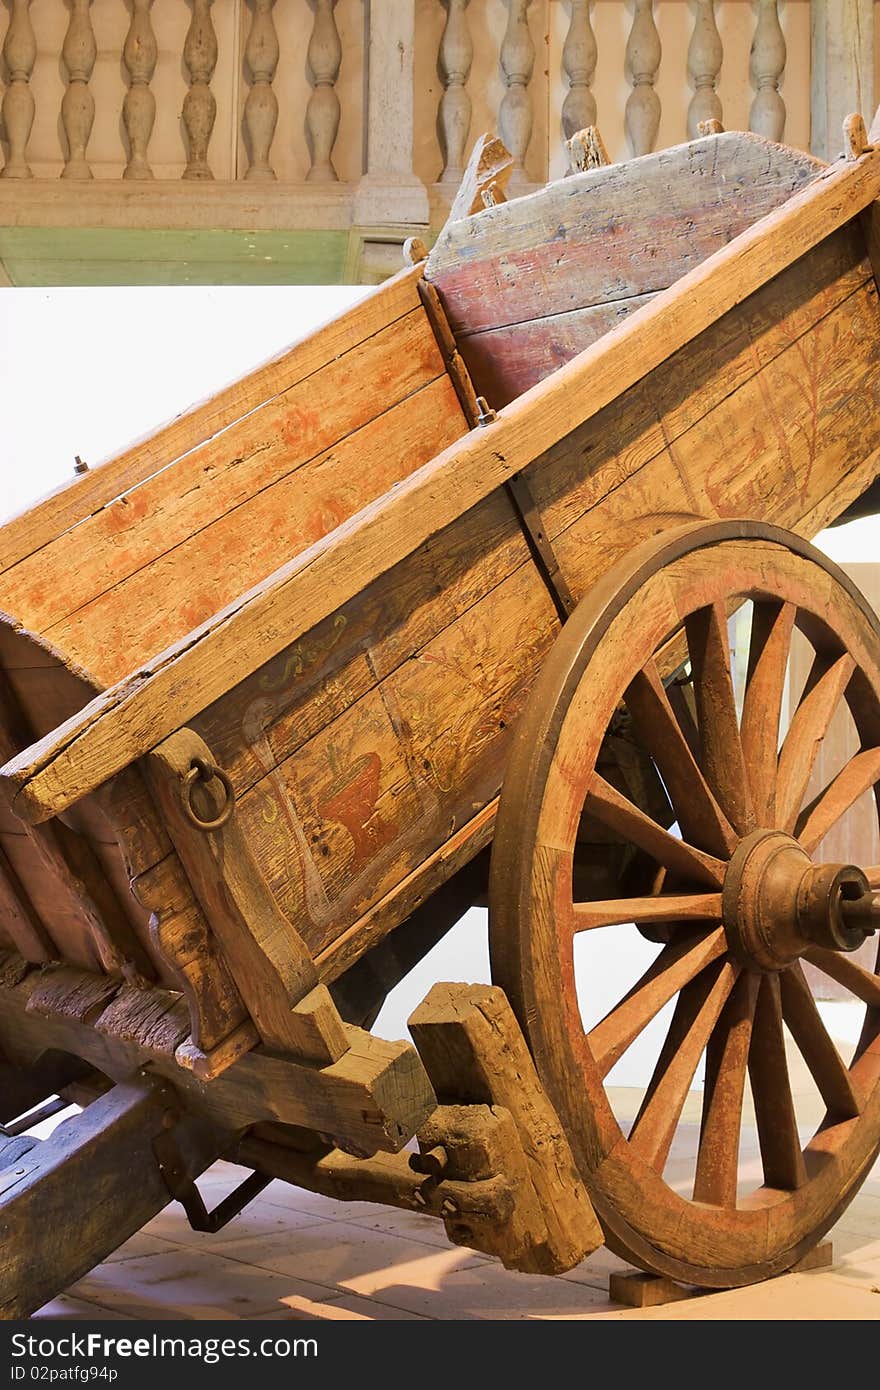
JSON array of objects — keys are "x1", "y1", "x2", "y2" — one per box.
[{"x1": 1, "y1": 110, "x2": 880, "y2": 1317}]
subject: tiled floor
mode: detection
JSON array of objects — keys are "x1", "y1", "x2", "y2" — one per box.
[
  {"x1": 29, "y1": 1133, "x2": 880, "y2": 1321},
  {"x1": 26, "y1": 1008, "x2": 880, "y2": 1322}
]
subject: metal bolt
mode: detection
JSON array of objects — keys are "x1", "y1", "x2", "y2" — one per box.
[
  {"x1": 413, "y1": 1188, "x2": 428, "y2": 1207},
  {"x1": 74, "y1": 455, "x2": 89, "y2": 474},
  {"x1": 475, "y1": 396, "x2": 497, "y2": 427},
  {"x1": 441, "y1": 1198, "x2": 458, "y2": 1217}
]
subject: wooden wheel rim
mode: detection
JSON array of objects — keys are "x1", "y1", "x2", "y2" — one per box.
[{"x1": 490, "y1": 521, "x2": 880, "y2": 1287}]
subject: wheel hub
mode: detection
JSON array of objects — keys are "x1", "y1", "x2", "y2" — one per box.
[{"x1": 721, "y1": 829, "x2": 880, "y2": 971}]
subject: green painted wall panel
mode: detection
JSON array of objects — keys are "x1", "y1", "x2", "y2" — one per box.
[{"x1": 0, "y1": 227, "x2": 352, "y2": 286}]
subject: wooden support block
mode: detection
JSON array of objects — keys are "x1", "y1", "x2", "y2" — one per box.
[
  {"x1": 409, "y1": 982, "x2": 602, "y2": 1272},
  {"x1": 176, "y1": 1020, "x2": 261, "y2": 1081},
  {"x1": 417, "y1": 1101, "x2": 552, "y2": 1271},
  {"x1": 609, "y1": 1241, "x2": 834, "y2": 1309},
  {"x1": 791, "y1": 1240, "x2": 833, "y2": 1272},
  {"x1": 609, "y1": 1271, "x2": 695, "y2": 1309},
  {"x1": 0, "y1": 1072, "x2": 232, "y2": 1319}
]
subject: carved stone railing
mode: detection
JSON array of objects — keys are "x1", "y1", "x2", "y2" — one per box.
[{"x1": 0, "y1": 2, "x2": 872, "y2": 282}]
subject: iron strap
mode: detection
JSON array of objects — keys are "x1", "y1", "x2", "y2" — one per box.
[{"x1": 504, "y1": 472, "x2": 578, "y2": 623}]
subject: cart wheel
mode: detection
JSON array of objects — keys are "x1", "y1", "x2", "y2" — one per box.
[{"x1": 490, "y1": 520, "x2": 880, "y2": 1287}]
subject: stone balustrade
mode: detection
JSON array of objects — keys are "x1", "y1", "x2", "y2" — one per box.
[{"x1": 0, "y1": 2, "x2": 872, "y2": 284}]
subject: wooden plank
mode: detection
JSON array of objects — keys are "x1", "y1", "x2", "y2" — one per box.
[
  {"x1": 0, "y1": 1074, "x2": 229, "y2": 1319},
  {"x1": 0, "y1": 264, "x2": 423, "y2": 576},
  {"x1": 427, "y1": 132, "x2": 824, "y2": 335},
  {"x1": 46, "y1": 373, "x2": 466, "y2": 686},
  {"x1": 0, "y1": 960, "x2": 436, "y2": 1155},
  {"x1": 146, "y1": 726, "x2": 351, "y2": 1062},
  {"x1": 2, "y1": 306, "x2": 455, "y2": 686},
  {"x1": 6, "y1": 145, "x2": 880, "y2": 826},
  {"x1": 459, "y1": 295, "x2": 655, "y2": 408}
]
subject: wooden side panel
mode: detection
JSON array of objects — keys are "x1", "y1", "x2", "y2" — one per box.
[
  {"x1": 0, "y1": 266, "x2": 424, "y2": 576},
  {"x1": 428, "y1": 133, "x2": 824, "y2": 406},
  {"x1": 139, "y1": 223, "x2": 880, "y2": 980},
  {"x1": 458, "y1": 296, "x2": 656, "y2": 409},
  {"x1": 1, "y1": 302, "x2": 465, "y2": 688}
]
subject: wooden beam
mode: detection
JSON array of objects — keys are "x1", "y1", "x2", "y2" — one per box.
[
  {"x1": 0, "y1": 957, "x2": 436, "y2": 1154},
  {"x1": 0, "y1": 1073, "x2": 230, "y2": 1319},
  {"x1": 5, "y1": 147, "x2": 880, "y2": 824},
  {"x1": 409, "y1": 982, "x2": 602, "y2": 1270}
]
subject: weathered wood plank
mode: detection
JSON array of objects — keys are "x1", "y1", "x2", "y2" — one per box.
[
  {"x1": 0, "y1": 1074, "x2": 229, "y2": 1319},
  {"x1": 4, "y1": 313, "x2": 456, "y2": 688},
  {"x1": 0, "y1": 265, "x2": 424, "y2": 576},
  {"x1": 6, "y1": 145, "x2": 880, "y2": 828},
  {"x1": 427, "y1": 132, "x2": 824, "y2": 336},
  {"x1": 39, "y1": 372, "x2": 464, "y2": 688},
  {"x1": 0, "y1": 959, "x2": 437, "y2": 1153},
  {"x1": 459, "y1": 295, "x2": 656, "y2": 408}
]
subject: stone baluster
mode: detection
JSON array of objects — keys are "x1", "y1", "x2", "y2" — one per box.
[
  {"x1": 499, "y1": 0, "x2": 534, "y2": 188},
  {"x1": 438, "y1": 0, "x2": 472, "y2": 183},
  {"x1": 811, "y1": 1, "x2": 874, "y2": 161},
  {"x1": 122, "y1": 0, "x2": 158, "y2": 179},
  {"x1": 61, "y1": 0, "x2": 96, "y2": 178},
  {"x1": 244, "y1": 0, "x2": 279, "y2": 180},
  {"x1": 624, "y1": 0, "x2": 661, "y2": 156},
  {"x1": 182, "y1": 0, "x2": 217, "y2": 179},
  {"x1": 305, "y1": 0, "x2": 341, "y2": 182},
  {"x1": 750, "y1": 0, "x2": 786, "y2": 141},
  {"x1": 1, "y1": 0, "x2": 36, "y2": 178},
  {"x1": 353, "y1": 0, "x2": 427, "y2": 226},
  {"x1": 687, "y1": 1, "x2": 722, "y2": 139},
  {"x1": 562, "y1": 0, "x2": 597, "y2": 159}
]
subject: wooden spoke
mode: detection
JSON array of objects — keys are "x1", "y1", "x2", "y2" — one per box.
[
  {"x1": 694, "y1": 972, "x2": 760, "y2": 1208},
  {"x1": 624, "y1": 660, "x2": 737, "y2": 857},
  {"x1": 572, "y1": 891, "x2": 722, "y2": 933},
  {"x1": 740, "y1": 600, "x2": 796, "y2": 824},
  {"x1": 685, "y1": 601, "x2": 755, "y2": 834},
  {"x1": 794, "y1": 746, "x2": 880, "y2": 855},
  {"x1": 780, "y1": 963, "x2": 861, "y2": 1119},
  {"x1": 628, "y1": 959, "x2": 739, "y2": 1171},
  {"x1": 666, "y1": 677, "x2": 701, "y2": 762},
  {"x1": 803, "y1": 947, "x2": 880, "y2": 1007},
  {"x1": 748, "y1": 973, "x2": 807, "y2": 1191},
  {"x1": 584, "y1": 774, "x2": 727, "y2": 889},
  {"x1": 776, "y1": 652, "x2": 856, "y2": 832},
  {"x1": 587, "y1": 926, "x2": 727, "y2": 1078}
]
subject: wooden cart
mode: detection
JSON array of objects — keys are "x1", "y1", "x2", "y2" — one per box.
[{"x1": 2, "y1": 111, "x2": 880, "y2": 1316}]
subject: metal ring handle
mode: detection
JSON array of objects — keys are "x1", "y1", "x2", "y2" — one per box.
[{"x1": 181, "y1": 757, "x2": 235, "y2": 832}]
